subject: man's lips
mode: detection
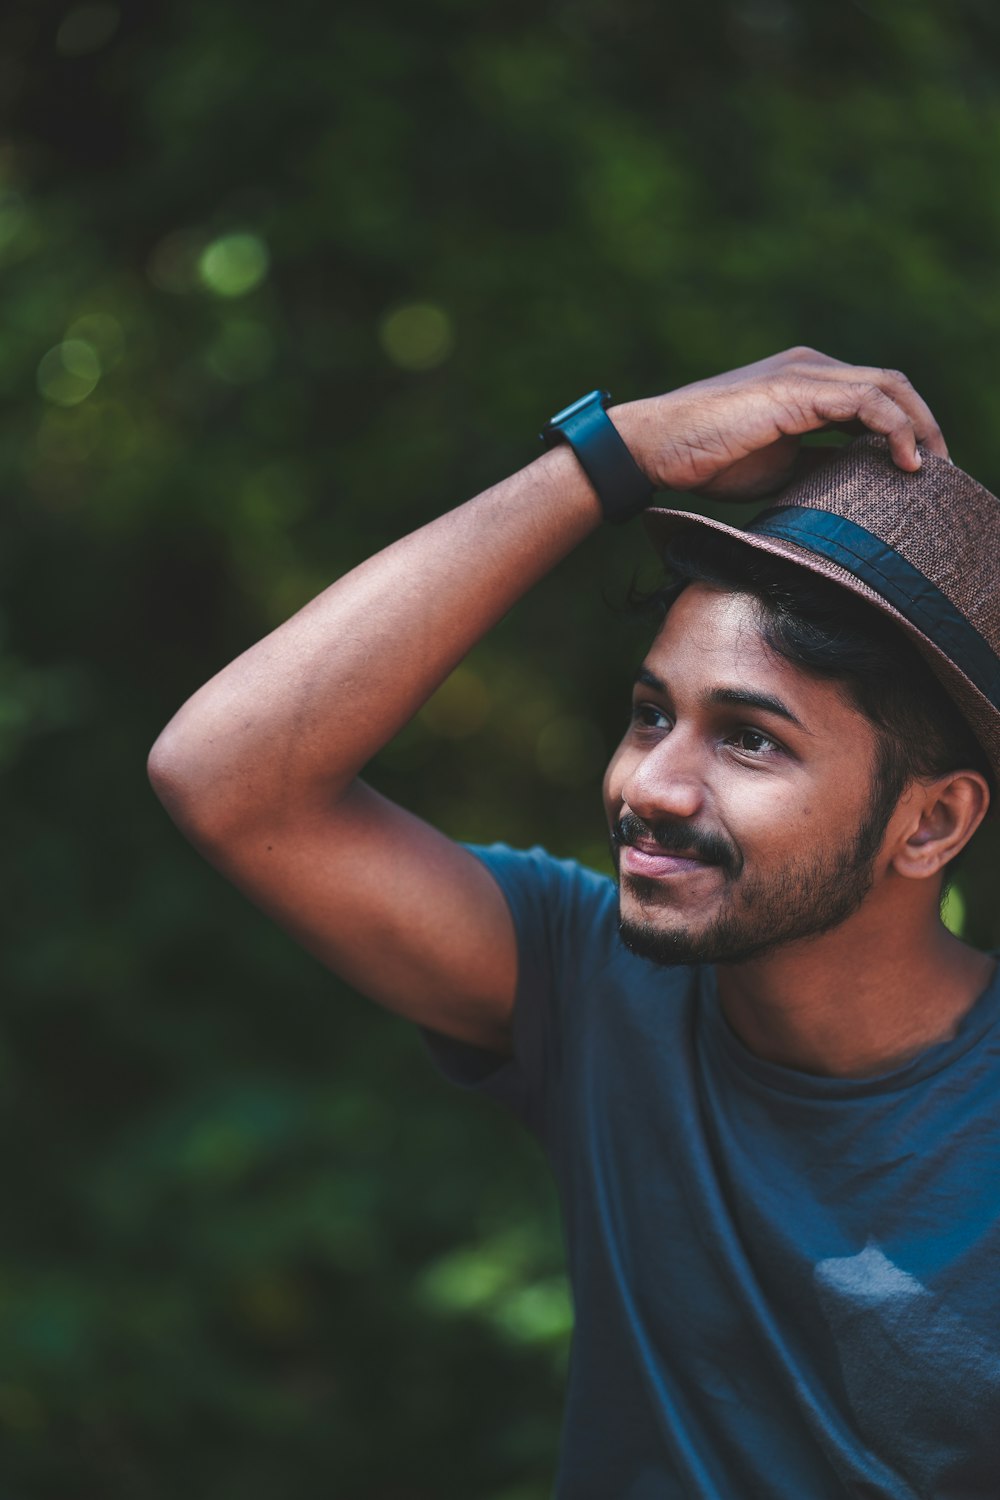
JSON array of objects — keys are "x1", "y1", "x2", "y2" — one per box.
[
  {"x1": 612, "y1": 811, "x2": 741, "y2": 879},
  {"x1": 618, "y1": 843, "x2": 716, "y2": 879}
]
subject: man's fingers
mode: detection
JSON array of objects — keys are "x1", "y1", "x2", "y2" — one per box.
[
  {"x1": 784, "y1": 360, "x2": 949, "y2": 461},
  {"x1": 660, "y1": 350, "x2": 947, "y2": 498},
  {"x1": 872, "y1": 368, "x2": 948, "y2": 459},
  {"x1": 778, "y1": 381, "x2": 923, "y2": 472},
  {"x1": 836, "y1": 385, "x2": 922, "y2": 471}
]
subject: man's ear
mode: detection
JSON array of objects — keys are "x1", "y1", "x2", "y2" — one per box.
[{"x1": 890, "y1": 771, "x2": 992, "y2": 880}]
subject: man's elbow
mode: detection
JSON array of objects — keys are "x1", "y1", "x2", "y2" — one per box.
[
  {"x1": 147, "y1": 723, "x2": 220, "y2": 842},
  {"x1": 147, "y1": 720, "x2": 282, "y2": 856},
  {"x1": 148, "y1": 726, "x2": 193, "y2": 820}
]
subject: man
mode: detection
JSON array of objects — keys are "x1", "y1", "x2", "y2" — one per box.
[{"x1": 148, "y1": 347, "x2": 1000, "y2": 1497}]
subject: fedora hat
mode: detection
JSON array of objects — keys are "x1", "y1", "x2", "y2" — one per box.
[{"x1": 642, "y1": 434, "x2": 1000, "y2": 786}]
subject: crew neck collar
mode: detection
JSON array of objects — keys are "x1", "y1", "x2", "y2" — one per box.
[{"x1": 699, "y1": 955, "x2": 1000, "y2": 1100}]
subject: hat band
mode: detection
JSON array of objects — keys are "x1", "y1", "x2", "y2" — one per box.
[{"x1": 749, "y1": 505, "x2": 1000, "y2": 710}]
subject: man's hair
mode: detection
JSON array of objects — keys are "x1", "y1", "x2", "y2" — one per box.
[{"x1": 637, "y1": 527, "x2": 994, "y2": 868}]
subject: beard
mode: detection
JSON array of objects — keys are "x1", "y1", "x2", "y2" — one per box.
[{"x1": 613, "y1": 804, "x2": 885, "y2": 968}]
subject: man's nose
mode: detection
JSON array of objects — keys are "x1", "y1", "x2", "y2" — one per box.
[{"x1": 619, "y1": 729, "x2": 705, "y2": 823}]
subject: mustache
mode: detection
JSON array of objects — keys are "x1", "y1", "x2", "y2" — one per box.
[{"x1": 612, "y1": 811, "x2": 742, "y2": 878}]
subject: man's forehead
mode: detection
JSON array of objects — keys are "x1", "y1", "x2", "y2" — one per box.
[
  {"x1": 640, "y1": 583, "x2": 862, "y2": 725},
  {"x1": 647, "y1": 583, "x2": 777, "y2": 668}
]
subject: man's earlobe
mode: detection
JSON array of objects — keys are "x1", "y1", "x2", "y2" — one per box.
[{"x1": 892, "y1": 771, "x2": 991, "y2": 880}]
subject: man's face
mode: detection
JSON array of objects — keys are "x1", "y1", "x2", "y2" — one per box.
[{"x1": 602, "y1": 582, "x2": 894, "y2": 967}]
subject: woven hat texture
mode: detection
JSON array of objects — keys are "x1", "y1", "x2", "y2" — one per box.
[{"x1": 643, "y1": 434, "x2": 1000, "y2": 785}]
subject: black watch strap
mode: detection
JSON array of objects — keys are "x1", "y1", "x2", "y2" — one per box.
[{"x1": 540, "y1": 389, "x2": 654, "y2": 524}]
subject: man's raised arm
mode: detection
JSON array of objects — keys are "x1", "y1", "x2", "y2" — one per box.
[{"x1": 147, "y1": 349, "x2": 945, "y2": 1052}]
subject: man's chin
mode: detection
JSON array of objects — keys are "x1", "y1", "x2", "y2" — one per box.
[
  {"x1": 618, "y1": 902, "x2": 862, "y2": 970},
  {"x1": 618, "y1": 914, "x2": 711, "y2": 967},
  {"x1": 617, "y1": 899, "x2": 788, "y2": 968}
]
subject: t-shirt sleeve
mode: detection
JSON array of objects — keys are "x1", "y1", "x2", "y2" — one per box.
[{"x1": 418, "y1": 842, "x2": 616, "y2": 1140}]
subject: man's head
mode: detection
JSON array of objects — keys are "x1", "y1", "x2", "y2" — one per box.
[{"x1": 603, "y1": 528, "x2": 993, "y2": 968}]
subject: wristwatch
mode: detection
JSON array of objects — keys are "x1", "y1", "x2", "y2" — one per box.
[{"x1": 540, "y1": 389, "x2": 654, "y2": 524}]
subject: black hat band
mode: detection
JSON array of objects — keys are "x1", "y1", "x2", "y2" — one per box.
[{"x1": 749, "y1": 506, "x2": 1000, "y2": 711}]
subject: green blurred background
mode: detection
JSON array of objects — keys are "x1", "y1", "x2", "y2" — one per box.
[{"x1": 5, "y1": 0, "x2": 1000, "y2": 1494}]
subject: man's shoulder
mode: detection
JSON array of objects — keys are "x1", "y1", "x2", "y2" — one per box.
[{"x1": 464, "y1": 841, "x2": 617, "y2": 933}]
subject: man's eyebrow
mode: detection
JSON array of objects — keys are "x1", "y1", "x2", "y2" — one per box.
[
  {"x1": 633, "y1": 668, "x2": 811, "y2": 733},
  {"x1": 707, "y1": 687, "x2": 810, "y2": 732}
]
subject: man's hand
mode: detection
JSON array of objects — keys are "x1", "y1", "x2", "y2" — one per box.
[{"x1": 614, "y1": 346, "x2": 950, "y2": 502}]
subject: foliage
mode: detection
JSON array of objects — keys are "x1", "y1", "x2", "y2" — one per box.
[{"x1": 4, "y1": 0, "x2": 1000, "y2": 1493}]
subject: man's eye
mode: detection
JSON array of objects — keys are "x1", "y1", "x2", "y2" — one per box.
[
  {"x1": 730, "y1": 727, "x2": 780, "y2": 755},
  {"x1": 631, "y1": 702, "x2": 670, "y2": 729}
]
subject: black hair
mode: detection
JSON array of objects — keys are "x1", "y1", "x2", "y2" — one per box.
[{"x1": 636, "y1": 527, "x2": 993, "y2": 873}]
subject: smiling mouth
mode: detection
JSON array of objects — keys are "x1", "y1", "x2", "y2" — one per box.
[
  {"x1": 612, "y1": 812, "x2": 741, "y2": 879},
  {"x1": 626, "y1": 835, "x2": 707, "y2": 862},
  {"x1": 618, "y1": 843, "x2": 717, "y2": 879}
]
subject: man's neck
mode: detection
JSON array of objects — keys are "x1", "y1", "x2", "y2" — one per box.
[{"x1": 714, "y1": 898, "x2": 997, "y2": 1079}]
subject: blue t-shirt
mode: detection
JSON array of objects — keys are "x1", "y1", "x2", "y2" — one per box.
[{"x1": 420, "y1": 844, "x2": 1000, "y2": 1499}]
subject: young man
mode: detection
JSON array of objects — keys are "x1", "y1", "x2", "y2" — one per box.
[{"x1": 148, "y1": 347, "x2": 1000, "y2": 1497}]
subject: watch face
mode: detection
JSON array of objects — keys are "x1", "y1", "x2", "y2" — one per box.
[{"x1": 547, "y1": 389, "x2": 610, "y2": 428}]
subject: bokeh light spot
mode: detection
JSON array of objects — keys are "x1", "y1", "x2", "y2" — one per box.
[
  {"x1": 36, "y1": 340, "x2": 101, "y2": 407},
  {"x1": 61, "y1": 341, "x2": 99, "y2": 379},
  {"x1": 65, "y1": 312, "x2": 125, "y2": 370},
  {"x1": 495, "y1": 1277, "x2": 573, "y2": 1344},
  {"x1": 419, "y1": 1247, "x2": 509, "y2": 1312},
  {"x1": 941, "y1": 882, "x2": 965, "y2": 936},
  {"x1": 198, "y1": 233, "x2": 270, "y2": 298},
  {"x1": 379, "y1": 302, "x2": 453, "y2": 371},
  {"x1": 55, "y1": 3, "x2": 121, "y2": 57}
]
